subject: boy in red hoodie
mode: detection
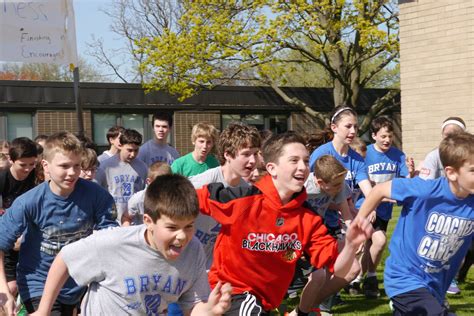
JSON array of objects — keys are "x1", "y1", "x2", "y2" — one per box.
[{"x1": 197, "y1": 132, "x2": 373, "y2": 315}]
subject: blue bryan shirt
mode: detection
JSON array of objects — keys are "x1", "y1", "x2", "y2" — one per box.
[
  {"x1": 0, "y1": 179, "x2": 118, "y2": 304},
  {"x1": 384, "y1": 177, "x2": 473, "y2": 304},
  {"x1": 356, "y1": 144, "x2": 409, "y2": 220}
]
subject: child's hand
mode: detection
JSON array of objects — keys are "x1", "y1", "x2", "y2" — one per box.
[
  {"x1": 345, "y1": 217, "x2": 373, "y2": 250},
  {"x1": 0, "y1": 292, "x2": 17, "y2": 316},
  {"x1": 209, "y1": 281, "x2": 232, "y2": 315}
]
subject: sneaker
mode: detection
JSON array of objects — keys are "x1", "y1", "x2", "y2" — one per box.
[
  {"x1": 363, "y1": 276, "x2": 380, "y2": 298},
  {"x1": 447, "y1": 280, "x2": 461, "y2": 295},
  {"x1": 345, "y1": 281, "x2": 362, "y2": 295}
]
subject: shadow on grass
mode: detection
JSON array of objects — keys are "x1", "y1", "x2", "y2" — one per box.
[{"x1": 331, "y1": 294, "x2": 392, "y2": 315}]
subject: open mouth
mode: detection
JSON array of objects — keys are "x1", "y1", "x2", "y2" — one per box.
[
  {"x1": 293, "y1": 175, "x2": 306, "y2": 182},
  {"x1": 168, "y1": 244, "x2": 183, "y2": 258}
]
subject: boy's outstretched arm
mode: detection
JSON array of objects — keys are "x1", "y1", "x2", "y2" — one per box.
[
  {"x1": 29, "y1": 254, "x2": 70, "y2": 316},
  {"x1": 189, "y1": 282, "x2": 232, "y2": 316},
  {"x1": 333, "y1": 217, "x2": 373, "y2": 279},
  {"x1": 356, "y1": 181, "x2": 392, "y2": 219},
  {"x1": 0, "y1": 251, "x2": 16, "y2": 316}
]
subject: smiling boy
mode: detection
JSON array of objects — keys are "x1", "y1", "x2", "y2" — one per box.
[
  {"x1": 197, "y1": 132, "x2": 373, "y2": 315},
  {"x1": 0, "y1": 132, "x2": 118, "y2": 315},
  {"x1": 189, "y1": 123, "x2": 260, "y2": 269},
  {"x1": 30, "y1": 174, "x2": 232, "y2": 316},
  {"x1": 357, "y1": 132, "x2": 474, "y2": 315}
]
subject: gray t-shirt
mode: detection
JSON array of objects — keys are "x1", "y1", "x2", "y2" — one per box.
[
  {"x1": 304, "y1": 174, "x2": 348, "y2": 218},
  {"x1": 97, "y1": 150, "x2": 114, "y2": 164},
  {"x1": 95, "y1": 155, "x2": 148, "y2": 223},
  {"x1": 419, "y1": 148, "x2": 444, "y2": 180},
  {"x1": 137, "y1": 140, "x2": 180, "y2": 166},
  {"x1": 189, "y1": 167, "x2": 249, "y2": 268},
  {"x1": 61, "y1": 225, "x2": 210, "y2": 315},
  {"x1": 127, "y1": 189, "x2": 146, "y2": 225}
]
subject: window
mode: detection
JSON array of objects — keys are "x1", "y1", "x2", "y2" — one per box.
[
  {"x1": 6, "y1": 113, "x2": 33, "y2": 141},
  {"x1": 92, "y1": 113, "x2": 148, "y2": 153},
  {"x1": 222, "y1": 114, "x2": 288, "y2": 134},
  {"x1": 93, "y1": 113, "x2": 118, "y2": 146}
]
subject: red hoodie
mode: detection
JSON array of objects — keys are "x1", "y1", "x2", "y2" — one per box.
[{"x1": 196, "y1": 174, "x2": 338, "y2": 311}]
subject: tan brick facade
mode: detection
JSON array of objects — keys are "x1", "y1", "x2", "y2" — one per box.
[
  {"x1": 400, "y1": 0, "x2": 474, "y2": 166},
  {"x1": 173, "y1": 111, "x2": 221, "y2": 155},
  {"x1": 36, "y1": 110, "x2": 93, "y2": 138}
]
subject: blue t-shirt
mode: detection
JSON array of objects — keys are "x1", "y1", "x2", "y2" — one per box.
[
  {"x1": 0, "y1": 179, "x2": 118, "y2": 304},
  {"x1": 384, "y1": 177, "x2": 474, "y2": 304},
  {"x1": 356, "y1": 144, "x2": 409, "y2": 220},
  {"x1": 309, "y1": 142, "x2": 368, "y2": 227}
]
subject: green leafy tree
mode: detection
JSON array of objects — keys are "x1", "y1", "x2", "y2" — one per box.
[{"x1": 136, "y1": 0, "x2": 400, "y2": 132}]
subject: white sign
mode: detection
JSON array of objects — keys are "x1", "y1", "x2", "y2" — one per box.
[{"x1": 0, "y1": 0, "x2": 78, "y2": 64}]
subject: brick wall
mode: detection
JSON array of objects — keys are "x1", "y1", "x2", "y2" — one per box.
[
  {"x1": 36, "y1": 110, "x2": 92, "y2": 138},
  {"x1": 173, "y1": 111, "x2": 221, "y2": 155},
  {"x1": 399, "y1": 0, "x2": 474, "y2": 166}
]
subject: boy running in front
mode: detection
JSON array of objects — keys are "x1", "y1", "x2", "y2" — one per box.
[
  {"x1": 197, "y1": 132, "x2": 373, "y2": 315},
  {"x1": 357, "y1": 132, "x2": 473, "y2": 315}
]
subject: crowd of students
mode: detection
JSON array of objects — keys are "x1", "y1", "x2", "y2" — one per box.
[{"x1": 0, "y1": 108, "x2": 472, "y2": 316}]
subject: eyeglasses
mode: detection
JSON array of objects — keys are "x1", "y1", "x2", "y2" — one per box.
[{"x1": 81, "y1": 167, "x2": 97, "y2": 174}]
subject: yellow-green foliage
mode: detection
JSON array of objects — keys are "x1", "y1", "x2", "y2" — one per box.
[{"x1": 136, "y1": 0, "x2": 399, "y2": 101}]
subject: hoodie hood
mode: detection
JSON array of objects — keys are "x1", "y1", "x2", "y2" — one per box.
[{"x1": 254, "y1": 174, "x2": 307, "y2": 211}]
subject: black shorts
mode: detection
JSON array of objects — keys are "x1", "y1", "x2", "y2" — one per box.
[
  {"x1": 225, "y1": 293, "x2": 270, "y2": 316},
  {"x1": 391, "y1": 287, "x2": 449, "y2": 316},
  {"x1": 372, "y1": 216, "x2": 389, "y2": 232},
  {"x1": 4, "y1": 248, "x2": 19, "y2": 282},
  {"x1": 23, "y1": 296, "x2": 76, "y2": 316}
]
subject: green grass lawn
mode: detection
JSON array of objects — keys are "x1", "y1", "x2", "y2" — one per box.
[
  {"x1": 333, "y1": 207, "x2": 473, "y2": 315},
  {"x1": 278, "y1": 207, "x2": 473, "y2": 315}
]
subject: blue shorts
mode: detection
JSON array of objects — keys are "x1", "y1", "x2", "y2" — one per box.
[{"x1": 391, "y1": 287, "x2": 449, "y2": 316}]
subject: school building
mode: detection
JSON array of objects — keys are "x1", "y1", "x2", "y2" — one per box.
[
  {"x1": 399, "y1": 0, "x2": 474, "y2": 164},
  {"x1": 0, "y1": 80, "x2": 399, "y2": 155}
]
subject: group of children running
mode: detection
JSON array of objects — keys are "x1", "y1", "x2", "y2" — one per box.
[{"x1": 0, "y1": 108, "x2": 471, "y2": 316}]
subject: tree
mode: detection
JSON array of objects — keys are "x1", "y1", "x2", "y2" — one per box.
[
  {"x1": 136, "y1": 0, "x2": 400, "y2": 133},
  {"x1": 0, "y1": 57, "x2": 105, "y2": 82},
  {"x1": 86, "y1": 0, "x2": 184, "y2": 83}
]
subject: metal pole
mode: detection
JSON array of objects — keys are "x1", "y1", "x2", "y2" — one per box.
[{"x1": 73, "y1": 66, "x2": 84, "y2": 137}]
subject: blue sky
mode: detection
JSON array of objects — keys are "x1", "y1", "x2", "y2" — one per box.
[{"x1": 74, "y1": 0, "x2": 125, "y2": 79}]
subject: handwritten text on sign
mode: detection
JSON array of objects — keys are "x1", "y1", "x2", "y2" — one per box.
[{"x1": 0, "y1": 0, "x2": 78, "y2": 64}]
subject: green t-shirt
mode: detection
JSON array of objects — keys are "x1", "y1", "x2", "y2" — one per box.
[{"x1": 171, "y1": 152, "x2": 219, "y2": 177}]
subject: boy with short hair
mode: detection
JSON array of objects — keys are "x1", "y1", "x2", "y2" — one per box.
[
  {"x1": 122, "y1": 161, "x2": 172, "y2": 226},
  {"x1": 96, "y1": 128, "x2": 148, "y2": 223},
  {"x1": 138, "y1": 112, "x2": 180, "y2": 166},
  {"x1": 171, "y1": 122, "x2": 219, "y2": 177},
  {"x1": 189, "y1": 122, "x2": 261, "y2": 268},
  {"x1": 291, "y1": 155, "x2": 356, "y2": 314},
  {"x1": 357, "y1": 132, "x2": 474, "y2": 315},
  {"x1": 30, "y1": 174, "x2": 232, "y2": 316},
  {"x1": 359, "y1": 116, "x2": 414, "y2": 298},
  {"x1": 197, "y1": 132, "x2": 373, "y2": 315},
  {"x1": 97, "y1": 125, "x2": 124, "y2": 163},
  {"x1": 79, "y1": 148, "x2": 99, "y2": 181},
  {"x1": 0, "y1": 137, "x2": 38, "y2": 298},
  {"x1": 0, "y1": 132, "x2": 118, "y2": 315}
]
